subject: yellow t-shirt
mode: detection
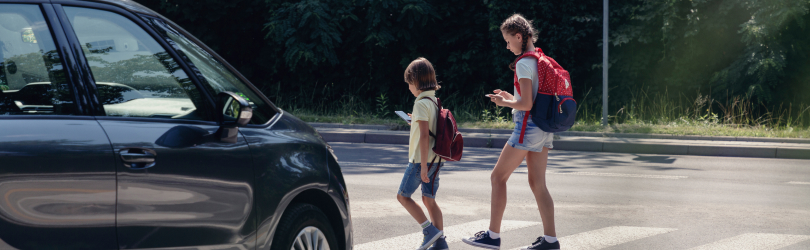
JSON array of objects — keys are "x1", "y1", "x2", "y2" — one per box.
[{"x1": 409, "y1": 91, "x2": 444, "y2": 164}]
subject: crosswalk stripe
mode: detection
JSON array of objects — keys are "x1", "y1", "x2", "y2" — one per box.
[
  {"x1": 509, "y1": 226, "x2": 677, "y2": 250},
  {"x1": 787, "y1": 181, "x2": 810, "y2": 185},
  {"x1": 354, "y1": 219, "x2": 540, "y2": 250},
  {"x1": 340, "y1": 162, "x2": 687, "y2": 180},
  {"x1": 518, "y1": 169, "x2": 688, "y2": 180},
  {"x1": 687, "y1": 233, "x2": 810, "y2": 250}
]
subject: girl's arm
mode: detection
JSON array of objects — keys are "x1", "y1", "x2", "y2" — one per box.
[
  {"x1": 492, "y1": 78, "x2": 533, "y2": 111},
  {"x1": 418, "y1": 120, "x2": 431, "y2": 183}
]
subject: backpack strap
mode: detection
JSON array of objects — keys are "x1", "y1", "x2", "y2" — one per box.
[
  {"x1": 428, "y1": 98, "x2": 442, "y2": 192},
  {"x1": 424, "y1": 97, "x2": 440, "y2": 138},
  {"x1": 513, "y1": 48, "x2": 543, "y2": 144},
  {"x1": 419, "y1": 97, "x2": 443, "y2": 183},
  {"x1": 520, "y1": 112, "x2": 530, "y2": 144},
  {"x1": 511, "y1": 50, "x2": 542, "y2": 96},
  {"x1": 427, "y1": 155, "x2": 441, "y2": 196}
]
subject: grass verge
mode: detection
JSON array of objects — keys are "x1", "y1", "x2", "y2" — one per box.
[
  {"x1": 283, "y1": 88, "x2": 810, "y2": 139},
  {"x1": 296, "y1": 113, "x2": 809, "y2": 138}
]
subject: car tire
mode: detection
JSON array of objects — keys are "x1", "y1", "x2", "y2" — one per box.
[{"x1": 271, "y1": 203, "x2": 338, "y2": 250}]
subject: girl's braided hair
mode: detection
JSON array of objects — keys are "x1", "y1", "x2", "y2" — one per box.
[{"x1": 500, "y1": 14, "x2": 538, "y2": 72}]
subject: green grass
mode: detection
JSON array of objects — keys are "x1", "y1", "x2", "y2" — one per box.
[
  {"x1": 296, "y1": 113, "x2": 809, "y2": 138},
  {"x1": 275, "y1": 85, "x2": 810, "y2": 139},
  {"x1": 570, "y1": 121, "x2": 810, "y2": 138}
]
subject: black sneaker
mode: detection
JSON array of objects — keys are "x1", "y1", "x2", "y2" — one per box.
[
  {"x1": 461, "y1": 231, "x2": 500, "y2": 249},
  {"x1": 519, "y1": 236, "x2": 560, "y2": 250}
]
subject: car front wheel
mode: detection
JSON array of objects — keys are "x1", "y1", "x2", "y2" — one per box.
[{"x1": 272, "y1": 203, "x2": 337, "y2": 250}]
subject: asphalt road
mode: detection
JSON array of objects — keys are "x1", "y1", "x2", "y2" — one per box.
[{"x1": 331, "y1": 142, "x2": 810, "y2": 250}]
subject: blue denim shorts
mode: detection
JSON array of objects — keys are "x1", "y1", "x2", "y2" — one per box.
[
  {"x1": 507, "y1": 111, "x2": 554, "y2": 152},
  {"x1": 397, "y1": 162, "x2": 441, "y2": 199}
]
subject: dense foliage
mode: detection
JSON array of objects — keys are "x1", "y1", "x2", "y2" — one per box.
[
  {"x1": 137, "y1": 0, "x2": 809, "y2": 126},
  {"x1": 137, "y1": 0, "x2": 602, "y2": 115},
  {"x1": 610, "y1": 0, "x2": 810, "y2": 105}
]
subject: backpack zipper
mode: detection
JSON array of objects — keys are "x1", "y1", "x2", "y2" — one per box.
[{"x1": 558, "y1": 98, "x2": 575, "y2": 113}]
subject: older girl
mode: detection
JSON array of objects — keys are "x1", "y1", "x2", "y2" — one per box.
[{"x1": 462, "y1": 14, "x2": 560, "y2": 250}]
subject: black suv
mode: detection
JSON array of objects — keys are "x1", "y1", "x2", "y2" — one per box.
[{"x1": 0, "y1": 1, "x2": 351, "y2": 249}]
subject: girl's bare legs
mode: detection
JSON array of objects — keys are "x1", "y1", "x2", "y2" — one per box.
[
  {"x1": 397, "y1": 194, "x2": 428, "y2": 224},
  {"x1": 422, "y1": 196, "x2": 444, "y2": 230},
  {"x1": 526, "y1": 147, "x2": 556, "y2": 236},
  {"x1": 489, "y1": 144, "x2": 529, "y2": 233}
]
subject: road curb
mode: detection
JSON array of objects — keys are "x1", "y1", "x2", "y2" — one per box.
[
  {"x1": 309, "y1": 122, "x2": 810, "y2": 144},
  {"x1": 776, "y1": 148, "x2": 810, "y2": 159}
]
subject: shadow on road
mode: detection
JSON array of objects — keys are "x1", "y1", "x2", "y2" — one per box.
[{"x1": 332, "y1": 142, "x2": 704, "y2": 175}]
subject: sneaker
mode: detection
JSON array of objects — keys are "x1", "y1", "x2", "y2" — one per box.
[
  {"x1": 519, "y1": 236, "x2": 560, "y2": 250},
  {"x1": 461, "y1": 231, "x2": 500, "y2": 249},
  {"x1": 428, "y1": 236, "x2": 449, "y2": 250},
  {"x1": 417, "y1": 225, "x2": 443, "y2": 250}
]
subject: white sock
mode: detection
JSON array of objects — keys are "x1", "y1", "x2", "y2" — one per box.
[
  {"x1": 421, "y1": 220, "x2": 431, "y2": 229},
  {"x1": 544, "y1": 235, "x2": 557, "y2": 243},
  {"x1": 487, "y1": 230, "x2": 500, "y2": 239}
]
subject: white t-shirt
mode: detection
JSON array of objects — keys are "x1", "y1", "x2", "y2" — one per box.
[{"x1": 513, "y1": 57, "x2": 540, "y2": 114}]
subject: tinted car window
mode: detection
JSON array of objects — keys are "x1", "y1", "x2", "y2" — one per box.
[
  {"x1": 0, "y1": 4, "x2": 76, "y2": 115},
  {"x1": 63, "y1": 7, "x2": 209, "y2": 120},
  {"x1": 143, "y1": 17, "x2": 276, "y2": 125}
]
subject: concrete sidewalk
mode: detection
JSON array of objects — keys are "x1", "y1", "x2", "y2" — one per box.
[{"x1": 311, "y1": 123, "x2": 810, "y2": 160}]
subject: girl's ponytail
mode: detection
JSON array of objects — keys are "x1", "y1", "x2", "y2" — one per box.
[{"x1": 500, "y1": 14, "x2": 538, "y2": 71}]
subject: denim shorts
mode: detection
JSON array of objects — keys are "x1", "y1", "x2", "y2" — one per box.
[
  {"x1": 397, "y1": 162, "x2": 441, "y2": 199},
  {"x1": 507, "y1": 111, "x2": 554, "y2": 152}
]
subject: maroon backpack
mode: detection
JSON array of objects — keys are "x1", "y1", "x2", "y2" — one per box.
[
  {"x1": 425, "y1": 97, "x2": 463, "y2": 163},
  {"x1": 422, "y1": 97, "x2": 462, "y2": 195}
]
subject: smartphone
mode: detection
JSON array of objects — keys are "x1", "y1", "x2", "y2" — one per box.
[{"x1": 395, "y1": 111, "x2": 412, "y2": 124}]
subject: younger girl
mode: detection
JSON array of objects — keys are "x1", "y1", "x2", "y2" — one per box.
[
  {"x1": 397, "y1": 58, "x2": 449, "y2": 250},
  {"x1": 462, "y1": 14, "x2": 560, "y2": 250}
]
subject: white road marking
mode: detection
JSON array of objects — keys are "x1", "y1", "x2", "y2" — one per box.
[
  {"x1": 509, "y1": 226, "x2": 677, "y2": 250},
  {"x1": 543, "y1": 170, "x2": 687, "y2": 180},
  {"x1": 350, "y1": 197, "x2": 489, "y2": 218},
  {"x1": 353, "y1": 219, "x2": 540, "y2": 250},
  {"x1": 687, "y1": 233, "x2": 810, "y2": 250},
  {"x1": 340, "y1": 162, "x2": 688, "y2": 180},
  {"x1": 787, "y1": 181, "x2": 810, "y2": 185}
]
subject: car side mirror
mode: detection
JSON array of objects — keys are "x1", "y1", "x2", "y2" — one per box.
[
  {"x1": 218, "y1": 91, "x2": 252, "y2": 127},
  {"x1": 216, "y1": 91, "x2": 252, "y2": 143}
]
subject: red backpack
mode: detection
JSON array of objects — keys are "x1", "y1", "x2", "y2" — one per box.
[
  {"x1": 424, "y1": 97, "x2": 463, "y2": 163},
  {"x1": 513, "y1": 48, "x2": 577, "y2": 143},
  {"x1": 422, "y1": 97, "x2": 463, "y2": 194}
]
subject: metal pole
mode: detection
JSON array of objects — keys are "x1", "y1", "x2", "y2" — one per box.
[{"x1": 602, "y1": 0, "x2": 609, "y2": 126}]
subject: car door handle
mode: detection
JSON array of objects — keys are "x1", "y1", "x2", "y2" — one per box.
[{"x1": 119, "y1": 148, "x2": 157, "y2": 170}]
